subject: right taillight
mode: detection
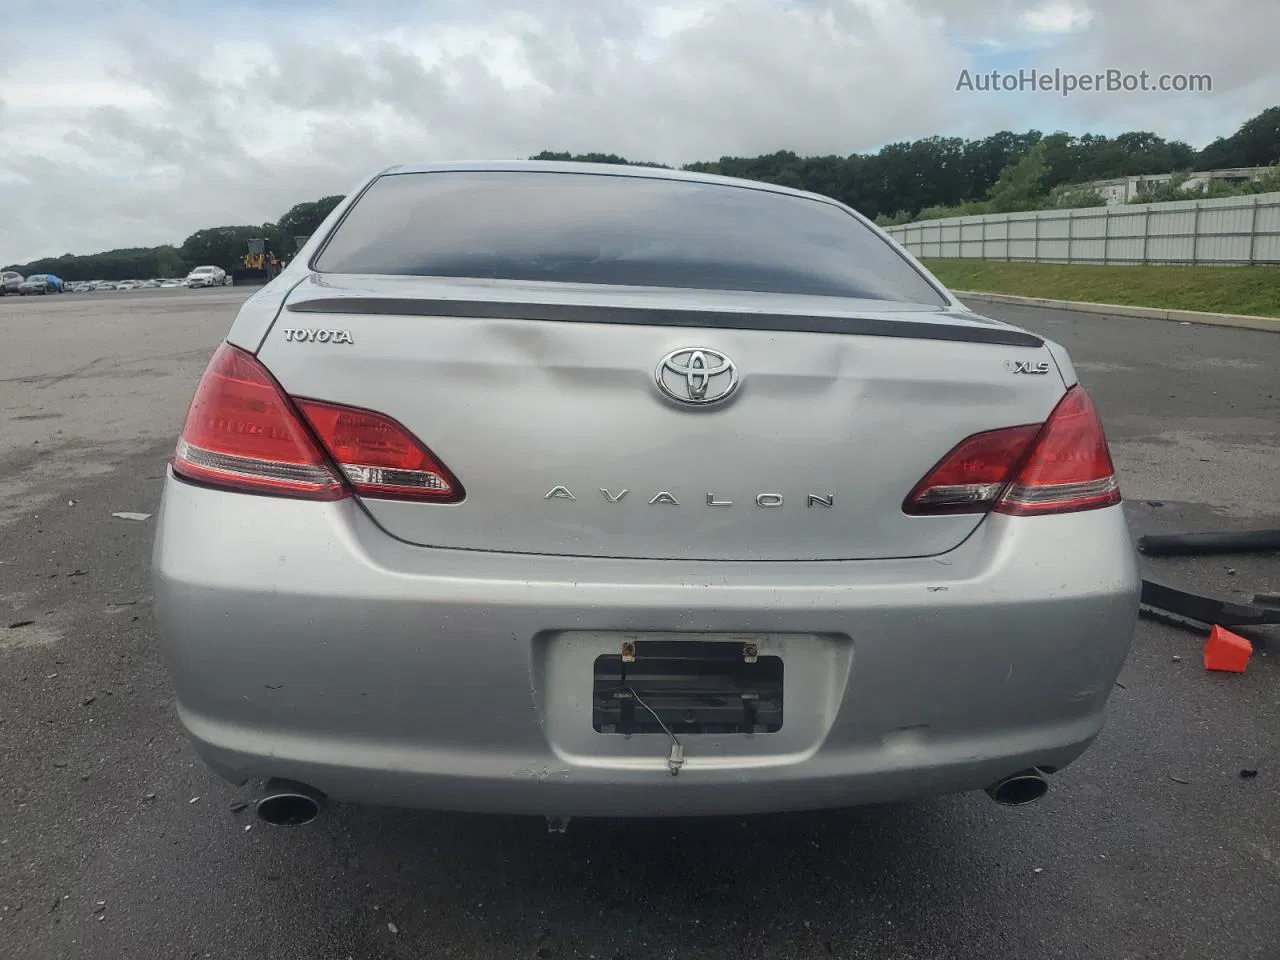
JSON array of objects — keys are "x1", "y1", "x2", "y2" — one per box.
[
  {"x1": 995, "y1": 385, "x2": 1120, "y2": 516},
  {"x1": 904, "y1": 385, "x2": 1120, "y2": 517}
]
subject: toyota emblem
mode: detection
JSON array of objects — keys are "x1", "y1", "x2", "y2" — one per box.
[{"x1": 655, "y1": 348, "x2": 739, "y2": 405}]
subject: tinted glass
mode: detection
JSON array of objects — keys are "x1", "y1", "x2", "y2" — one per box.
[{"x1": 314, "y1": 171, "x2": 946, "y2": 304}]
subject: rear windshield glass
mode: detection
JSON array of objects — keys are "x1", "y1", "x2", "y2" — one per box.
[{"x1": 313, "y1": 171, "x2": 947, "y2": 305}]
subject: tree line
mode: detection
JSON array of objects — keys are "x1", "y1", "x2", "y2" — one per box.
[
  {"x1": 6, "y1": 196, "x2": 345, "y2": 282},
  {"x1": 6, "y1": 106, "x2": 1277, "y2": 280}
]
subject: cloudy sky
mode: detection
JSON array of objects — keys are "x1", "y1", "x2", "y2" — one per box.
[{"x1": 1, "y1": 0, "x2": 1275, "y2": 265}]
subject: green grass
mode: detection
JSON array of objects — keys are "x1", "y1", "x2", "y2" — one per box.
[{"x1": 921, "y1": 260, "x2": 1280, "y2": 318}]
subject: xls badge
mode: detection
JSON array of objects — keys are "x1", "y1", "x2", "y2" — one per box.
[{"x1": 1004, "y1": 359, "x2": 1051, "y2": 375}]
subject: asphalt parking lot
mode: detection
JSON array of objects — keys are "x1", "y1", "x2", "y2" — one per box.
[{"x1": 1, "y1": 288, "x2": 1277, "y2": 960}]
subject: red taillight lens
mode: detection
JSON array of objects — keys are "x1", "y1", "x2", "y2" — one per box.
[
  {"x1": 173, "y1": 344, "x2": 464, "y2": 503},
  {"x1": 904, "y1": 423, "x2": 1042, "y2": 515},
  {"x1": 995, "y1": 386, "x2": 1120, "y2": 516},
  {"x1": 904, "y1": 385, "x2": 1120, "y2": 517},
  {"x1": 173, "y1": 343, "x2": 347, "y2": 500},
  {"x1": 296, "y1": 400, "x2": 464, "y2": 502}
]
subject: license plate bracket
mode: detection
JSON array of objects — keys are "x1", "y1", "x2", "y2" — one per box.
[{"x1": 592, "y1": 639, "x2": 783, "y2": 735}]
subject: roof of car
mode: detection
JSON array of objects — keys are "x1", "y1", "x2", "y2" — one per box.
[{"x1": 377, "y1": 161, "x2": 835, "y2": 205}]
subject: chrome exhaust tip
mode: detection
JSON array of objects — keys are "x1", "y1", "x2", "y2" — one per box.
[
  {"x1": 256, "y1": 778, "x2": 326, "y2": 826},
  {"x1": 985, "y1": 769, "x2": 1049, "y2": 806}
]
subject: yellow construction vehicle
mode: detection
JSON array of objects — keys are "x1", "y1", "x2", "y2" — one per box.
[{"x1": 231, "y1": 238, "x2": 282, "y2": 286}]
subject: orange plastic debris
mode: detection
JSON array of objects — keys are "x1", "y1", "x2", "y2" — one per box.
[{"x1": 1203, "y1": 625, "x2": 1253, "y2": 673}]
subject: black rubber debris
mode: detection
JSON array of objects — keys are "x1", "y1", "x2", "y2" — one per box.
[
  {"x1": 1140, "y1": 580, "x2": 1280, "y2": 629},
  {"x1": 1138, "y1": 529, "x2": 1280, "y2": 557}
]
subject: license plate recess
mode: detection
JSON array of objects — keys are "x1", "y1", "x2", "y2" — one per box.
[{"x1": 592, "y1": 639, "x2": 783, "y2": 735}]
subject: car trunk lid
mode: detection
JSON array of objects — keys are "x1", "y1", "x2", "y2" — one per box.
[{"x1": 255, "y1": 275, "x2": 1065, "y2": 561}]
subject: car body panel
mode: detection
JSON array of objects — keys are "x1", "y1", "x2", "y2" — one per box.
[
  {"x1": 258, "y1": 276, "x2": 1066, "y2": 562},
  {"x1": 153, "y1": 477, "x2": 1140, "y2": 816}
]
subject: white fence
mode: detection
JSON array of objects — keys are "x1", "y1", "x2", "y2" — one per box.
[{"x1": 885, "y1": 192, "x2": 1280, "y2": 266}]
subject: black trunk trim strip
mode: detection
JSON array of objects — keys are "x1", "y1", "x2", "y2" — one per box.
[{"x1": 285, "y1": 297, "x2": 1043, "y2": 347}]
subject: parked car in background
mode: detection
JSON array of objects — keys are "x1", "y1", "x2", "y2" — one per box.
[
  {"x1": 185, "y1": 265, "x2": 226, "y2": 288},
  {"x1": 160, "y1": 279, "x2": 185, "y2": 289},
  {"x1": 18, "y1": 274, "x2": 63, "y2": 294},
  {"x1": 1, "y1": 271, "x2": 25, "y2": 295},
  {"x1": 117, "y1": 280, "x2": 140, "y2": 291}
]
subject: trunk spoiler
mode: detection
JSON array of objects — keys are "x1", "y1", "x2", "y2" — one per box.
[{"x1": 285, "y1": 297, "x2": 1044, "y2": 347}]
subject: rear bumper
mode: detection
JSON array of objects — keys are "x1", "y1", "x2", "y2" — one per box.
[{"x1": 152, "y1": 476, "x2": 1140, "y2": 817}]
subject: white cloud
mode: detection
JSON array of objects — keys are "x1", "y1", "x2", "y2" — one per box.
[
  {"x1": 0, "y1": 79, "x2": 157, "y2": 111},
  {"x1": 0, "y1": 0, "x2": 1275, "y2": 265},
  {"x1": 1019, "y1": 2, "x2": 1094, "y2": 34},
  {"x1": 649, "y1": 1, "x2": 721, "y2": 39}
]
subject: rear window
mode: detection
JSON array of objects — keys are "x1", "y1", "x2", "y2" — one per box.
[{"x1": 313, "y1": 171, "x2": 947, "y2": 305}]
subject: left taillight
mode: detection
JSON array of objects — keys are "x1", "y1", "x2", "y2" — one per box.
[
  {"x1": 173, "y1": 342, "x2": 465, "y2": 503},
  {"x1": 172, "y1": 343, "x2": 348, "y2": 500},
  {"x1": 295, "y1": 400, "x2": 464, "y2": 503}
]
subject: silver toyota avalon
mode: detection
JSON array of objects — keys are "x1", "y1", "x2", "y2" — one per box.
[{"x1": 152, "y1": 162, "x2": 1140, "y2": 824}]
